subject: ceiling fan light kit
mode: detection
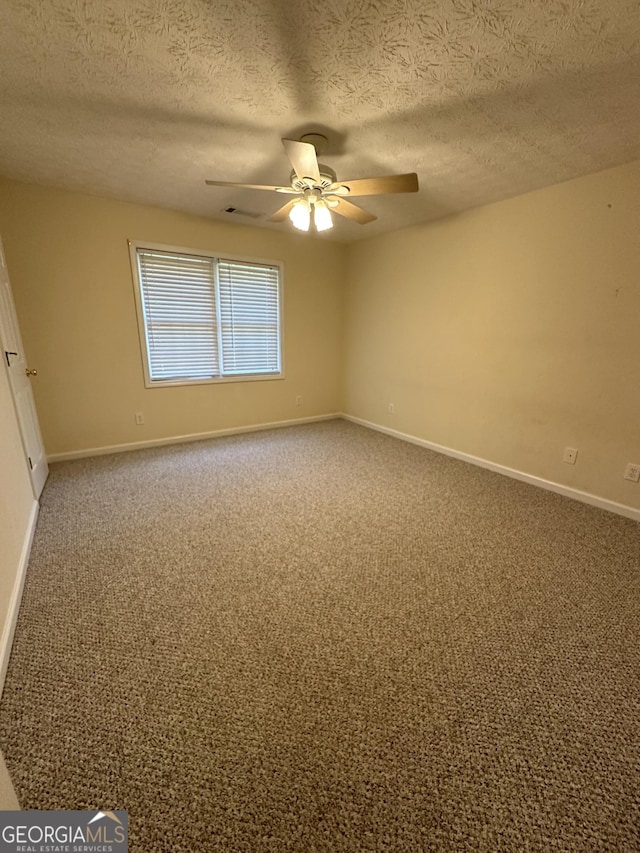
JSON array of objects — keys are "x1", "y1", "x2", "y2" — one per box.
[
  {"x1": 313, "y1": 198, "x2": 333, "y2": 232},
  {"x1": 290, "y1": 198, "x2": 311, "y2": 231},
  {"x1": 288, "y1": 189, "x2": 334, "y2": 233},
  {"x1": 205, "y1": 134, "x2": 419, "y2": 234}
]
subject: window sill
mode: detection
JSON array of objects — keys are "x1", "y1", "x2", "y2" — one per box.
[{"x1": 144, "y1": 372, "x2": 285, "y2": 389}]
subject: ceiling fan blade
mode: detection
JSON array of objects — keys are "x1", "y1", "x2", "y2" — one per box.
[
  {"x1": 332, "y1": 173, "x2": 419, "y2": 197},
  {"x1": 282, "y1": 138, "x2": 321, "y2": 183},
  {"x1": 205, "y1": 180, "x2": 297, "y2": 193},
  {"x1": 269, "y1": 199, "x2": 298, "y2": 223},
  {"x1": 330, "y1": 197, "x2": 377, "y2": 225}
]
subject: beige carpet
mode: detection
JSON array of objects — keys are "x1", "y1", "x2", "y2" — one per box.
[{"x1": 1, "y1": 419, "x2": 639, "y2": 851}]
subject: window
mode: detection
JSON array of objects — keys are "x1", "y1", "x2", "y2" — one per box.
[{"x1": 130, "y1": 242, "x2": 283, "y2": 386}]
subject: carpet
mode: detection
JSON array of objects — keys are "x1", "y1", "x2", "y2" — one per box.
[{"x1": 1, "y1": 419, "x2": 638, "y2": 851}]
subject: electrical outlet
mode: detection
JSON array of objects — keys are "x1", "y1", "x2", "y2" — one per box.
[
  {"x1": 624, "y1": 463, "x2": 640, "y2": 482},
  {"x1": 135, "y1": 412, "x2": 145, "y2": 425},
  {"x1": 388, "y1": 402, "x2": 395, "y2": 414},
  {"x1": 295, "y1": 395, "x2": 302, "y2": 406},
  {"x1": 563, "y1": 447, "x2": 578, "y2": 465}
]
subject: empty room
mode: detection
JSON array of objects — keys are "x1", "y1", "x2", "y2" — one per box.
[{"x1": 0, "y1": 1, "x2": 639, "y2": 850}]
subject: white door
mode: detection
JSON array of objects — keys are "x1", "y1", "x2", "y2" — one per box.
[{"x1": 0, "y1": 237, "x2": 48, "y2": 497}]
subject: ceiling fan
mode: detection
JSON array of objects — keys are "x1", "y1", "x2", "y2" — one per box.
[{"x1": 205, "y1": 133, "x2": 419, "y2": 233}]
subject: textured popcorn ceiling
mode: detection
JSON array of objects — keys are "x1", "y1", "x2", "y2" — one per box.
[{"x1": 2, "y1": 0, "x2": 640, "y2": 241}]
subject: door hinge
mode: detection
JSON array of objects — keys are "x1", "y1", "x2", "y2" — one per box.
[{"x1": 28, "y1": 456, "x2": 33, "y2": 470}]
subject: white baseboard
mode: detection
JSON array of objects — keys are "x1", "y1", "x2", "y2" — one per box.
[
  {"x1": 47, "y1": 413, "x2": 341, "y2": 462},
  {"x1": 0, "y1": 499, "x2": 39, "y2": 697},
  {"x1": 341, "y1": 414, "x2": 640, "y2": 523}
]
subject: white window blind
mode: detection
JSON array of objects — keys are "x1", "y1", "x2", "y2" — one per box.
[
  {"x1": 134, "y1": 246, "x2": 282, "y2": 385},
  {"x1": 137, "y1": 250, "x2": 219, "y2": 381},
  {"x1": 218, "y1": 260, "x2": 280, "y2": 376}
]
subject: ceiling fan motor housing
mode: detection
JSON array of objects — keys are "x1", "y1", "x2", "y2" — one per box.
[{"x1": 290, "y1": 164, "x2": 337, "y2": 192}]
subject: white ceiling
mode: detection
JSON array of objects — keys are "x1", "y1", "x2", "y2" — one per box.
[{"x1": 2, "y1": 0, "x2": 640, "y2": 242}]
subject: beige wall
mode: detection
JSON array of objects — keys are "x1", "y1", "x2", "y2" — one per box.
[
  {"x1": 343, "y1": 159, "x2": 640, "y2": 509},
  {"x1": 0, "y1": 178, "x2": 345, "y2": 456}
]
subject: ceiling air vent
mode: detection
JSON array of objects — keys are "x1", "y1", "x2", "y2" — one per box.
[{"x1": 223, "y1": 207, "x2": 264, "y2": 219}]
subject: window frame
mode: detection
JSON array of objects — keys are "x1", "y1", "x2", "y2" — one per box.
[{"x1": 128, "y1": 239, "x2": 285, "y2": 388}]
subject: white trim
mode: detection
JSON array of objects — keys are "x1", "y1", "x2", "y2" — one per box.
[
  {"x1": 0, "y1": 499, "x2": 38, "y2": 697},
  {"x1": 47, "y1": 413, "x2": 341, "y2": 462},
  {"x1": 127, "y1": 238, "x2": 284, "y2": 271},
  {"x1": 341, "y1": 414, "x2": 640, "y2": 523}
]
